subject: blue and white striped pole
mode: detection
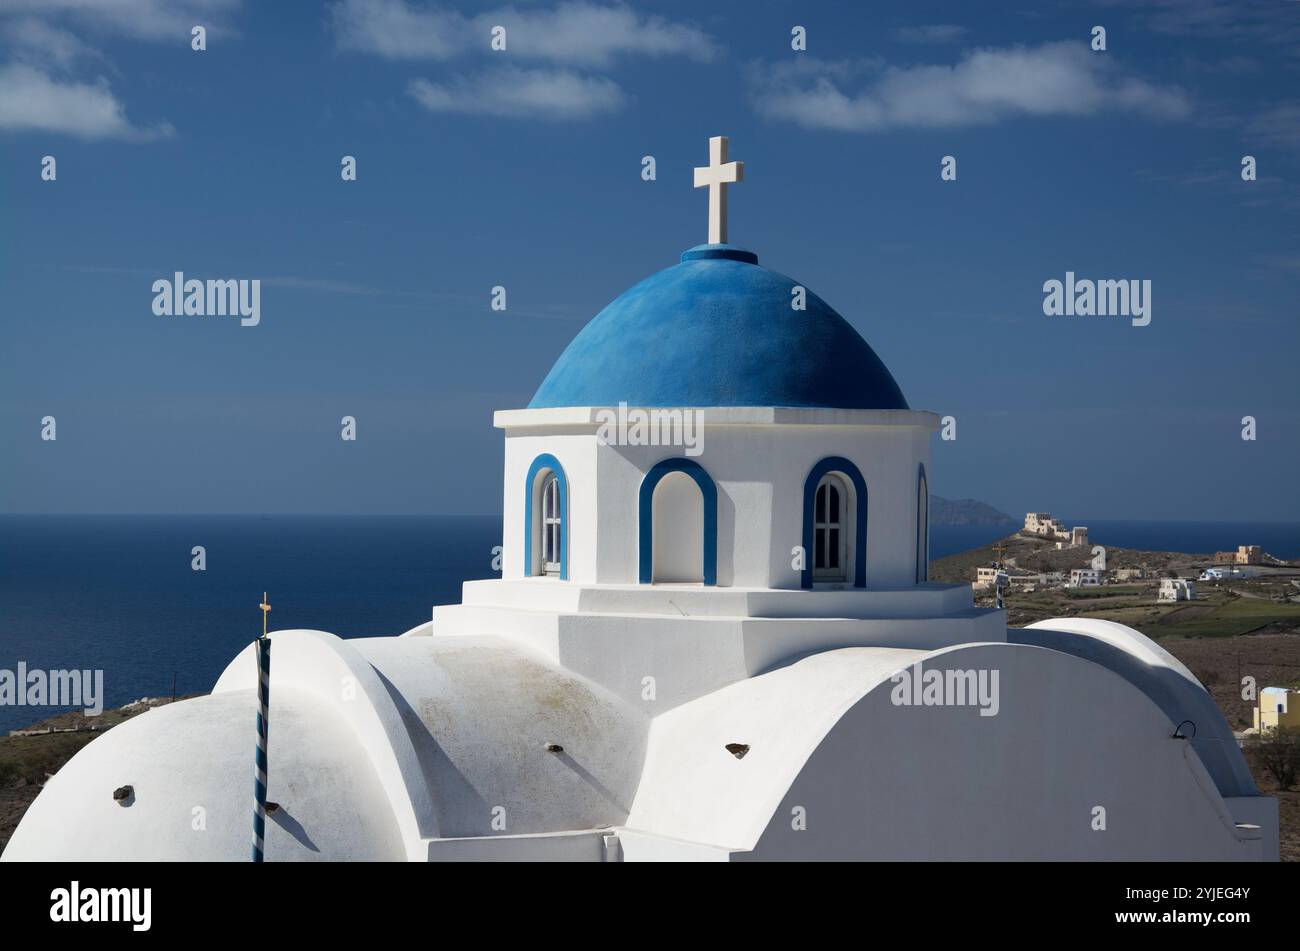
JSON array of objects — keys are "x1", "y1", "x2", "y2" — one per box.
[{"x1": 252, "y1": 593, "x2": 272, "y2": 863}]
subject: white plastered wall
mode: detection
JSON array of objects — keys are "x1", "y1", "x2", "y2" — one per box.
[{"x1": 499, "y1": 408, "x2": 937, "y2": 589}]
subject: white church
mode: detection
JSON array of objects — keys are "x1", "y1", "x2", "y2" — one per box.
[{"x1": 5, "y1": 138, "x2": 1276, "y2": 862}]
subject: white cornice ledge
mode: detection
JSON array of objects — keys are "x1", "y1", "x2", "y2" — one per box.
[{"x1": 494, "y1": 406, "x2": 942, "y2": 431}]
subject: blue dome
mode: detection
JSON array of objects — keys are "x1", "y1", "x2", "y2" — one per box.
[{"x1": 528, "y1": 245, "x2": 908, "y2": 410}]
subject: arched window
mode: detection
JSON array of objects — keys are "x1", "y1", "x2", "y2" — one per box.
[
  {"x1": 813, "y1": 474, "x2": 848, "y2": 582},
  {"x1": 916, "y1": 464, "x2": 929, "y2": 583},
  {"x1": 524, "y1": 454, "x2": 568, "y2": 579},
  {"x1": 540, "y1": 472, "x2": 562, "y2": 576},
  {"x1": 801, "y1": 457, "x2": 867, "y2": 589}
]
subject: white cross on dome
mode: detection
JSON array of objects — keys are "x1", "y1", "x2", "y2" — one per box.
[{"x1": 693, "y1": 135, "x2": 744, "y2": 245}]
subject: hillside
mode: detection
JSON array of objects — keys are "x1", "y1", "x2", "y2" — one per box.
[{"x1": 931, "y1": 530, "x2": 1300, "y2": 642}]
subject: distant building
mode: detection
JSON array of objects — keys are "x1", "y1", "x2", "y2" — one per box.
[
  {"x1": 974, "y1": 566, "x2": 1042, "y2": 591},
  {"x1": 1024, "y1": 513, "x2": 1086, "y2": 546},
  {"x1": 1024, "y1": 513, "x2": 1053, "y2": 535},
  {"x1": 1158, "y1": 578, "x2": 1196, "y2": 603},
  {"x1": 1255, "y1": 687, "x2": 1300, "y2": 734},
  {"x1": 1115, "y1": 568, "x2": 1145, "y2": 581},
  {"x1": 1215, "y1": 546, "x2": 1264, "y2": 565},
  {"x1": 1201, "y1": 566, "x2": 1259, "y2": 581},
  {"x1": 1069, "y1": 568, "x2": 1102, "y2": 588},
  {"x1": 975, "y1": 566, "x2": 1027, "y2": 590},
  {"x1": 1024, "y1": 512, "x2": 1067, "y2": 537}
]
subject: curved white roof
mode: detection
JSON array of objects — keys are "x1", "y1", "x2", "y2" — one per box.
[
  {"x1": 3, "y1": 685, "x2": 404, "y2": 861},
  {"x1": 627, "y1": 646, "x2": 926, "y2": 849},
  {"x1": 4, "y1": 618, "x2": 1271, "y2": 861},
  {"x1": 352, "y1": 635, "x2": 646, "y2": 836}
]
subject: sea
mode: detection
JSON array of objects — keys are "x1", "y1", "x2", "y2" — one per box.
[{"x1": 1, "y1": 514, "x2": 1297, "y2": 733}]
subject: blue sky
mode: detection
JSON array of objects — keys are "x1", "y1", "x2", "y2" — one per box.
[{"x1": 1, "y1": 0, "x2": 1297, "y2": 520}]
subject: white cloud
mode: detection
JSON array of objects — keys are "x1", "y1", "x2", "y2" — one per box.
[
  {"x1": 0, "y1": 1, "x2": 241, "y2": 139},
  {"x1": 894, "y1": 24, "x2": 967, "y2": 44},
  {"x1": 750, "y1": 42, "x2": 1192, "y2": 132},
  {"x1": 331, "y1": 0, "x2": 715, "y2": 66},
  {"x1": 330, "y1": 0, "x2": 459, "y2": 59},
  {"x1": 0, "y1": 63, "x2": 173, "y2": 139},
  {"x1": 5, "y1": 17, "x2": 101, "y2": 68},
  {"x1": 494, "y1": 1, "x2": 715, "y2": 66},
  {"x1": 0, "y1": 0, "x2": 239, "y2": 41},
  {"x1": 1106, "y1": 0, "x2": 1300, "y2": 46},
  {"x1": 336, "y1": 1, "x2": 712, "y2": 121},
  {"x1": 408, "y1": 66, "x2": 624, "y2": 120},
  {"x1": 1247, "y1": 101, "x2": 1300, "y2": 151}
]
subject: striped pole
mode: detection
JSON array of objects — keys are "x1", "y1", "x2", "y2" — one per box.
[{"x1": 252, "y1": 593, "x2": 272, "y2": 863}]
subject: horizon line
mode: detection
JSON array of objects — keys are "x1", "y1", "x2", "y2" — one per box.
[{"x1": 3, "y1": 513, "x2": 1299, "y2": 525}]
